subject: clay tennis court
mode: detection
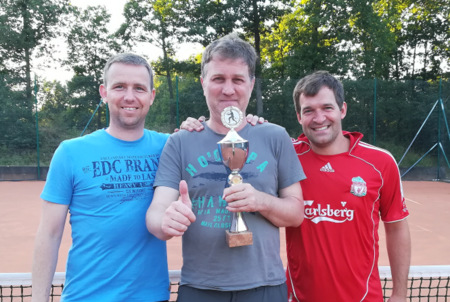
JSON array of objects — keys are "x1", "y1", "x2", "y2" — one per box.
[{"x1": 1, "y1": 180, "x2": 449, "y2": 274}]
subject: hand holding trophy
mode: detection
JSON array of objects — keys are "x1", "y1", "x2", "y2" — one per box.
[{"x1": 218, "y1": 106, "x2": 253, "y2": 248}]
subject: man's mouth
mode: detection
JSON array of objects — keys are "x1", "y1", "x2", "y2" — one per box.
[
  {"x1": 123, "y1": 107, "x2": 137, "y2": 111},
  {"x1": 314, "y1": 125, "x2": 329, "y2": 131}
]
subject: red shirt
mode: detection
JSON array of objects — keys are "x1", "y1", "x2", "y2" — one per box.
[{"x1": 286, "y1": 131, "x2": 409, "y2": 302}]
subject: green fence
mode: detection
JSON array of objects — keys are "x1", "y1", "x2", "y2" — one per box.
[{"x1": 0, "y1": 77, "x2": 449, "y2": 181}]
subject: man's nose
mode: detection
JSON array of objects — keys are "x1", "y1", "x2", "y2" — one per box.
[
  {"x1": 124, "y1": 87, "x2": 135, "y2": 100},
  {"x1": 222, "y1": 81, "x2": 235, "y2": 95},
  {"x1": 312, "y1": 110, "x2": 327, "y2": 123}
]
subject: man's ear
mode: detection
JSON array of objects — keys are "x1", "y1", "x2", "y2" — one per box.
[
  {"x1": 200, "y1": 77, "x2": 207, "y2": 97},
  {"x1": 149, "y1": 88, "x2": 156, "y2": 106},
  {"x1": 341, "y1": 101, "x2": 347, "y2": 120},
  {"x1": 99, "y1": 84, "x2": 107, "y2": 103},
  {"x1": 296, "y1": 112, "x2": 302, "y2": 125}
]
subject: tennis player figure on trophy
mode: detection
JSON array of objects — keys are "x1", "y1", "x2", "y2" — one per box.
[{"x1": 218, "y1": 106, "x2": 253, "y2": 248}]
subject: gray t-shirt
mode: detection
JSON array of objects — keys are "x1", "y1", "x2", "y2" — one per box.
[{"x1": 154, "y1": 122, "x2": 305, "y2": 291}]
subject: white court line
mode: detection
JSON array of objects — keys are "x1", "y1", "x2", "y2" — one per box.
[
  {"x1": 405, "y1": 197, "x2": 422, "y2": 205},
  {"x1": 415, "y1": 225, "x2": 432, "y2": 232}
]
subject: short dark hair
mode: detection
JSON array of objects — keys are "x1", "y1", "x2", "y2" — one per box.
[
  {"x1": 201, "y1": 33, "x2": 257, "y2": 79},
  {"x1": 293, "y1": 71, "x2": 344, "y2": 114},
  {"x1": 103, "y1": 53, "x2": 154, "y2": 90}
]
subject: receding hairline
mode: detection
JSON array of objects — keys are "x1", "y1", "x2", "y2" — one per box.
[
  {"x1": 103, "y1": 53, "x2": 154, "y2": 89},
  {"x1": 104, "y1": 63, "x2": 153, "y2": 87},
  {"x1": 202, "y1": 55, "x2": 252, "y2": 78},
  {"x1": 201, "y1": 33, "x2": 257, "y2": 79},
  {"x1": 293, "y1": 71, "x2": 345, "y2": 113}
]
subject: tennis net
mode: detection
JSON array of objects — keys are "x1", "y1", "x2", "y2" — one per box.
[{"x1": 1, "y1": 266, "x2": 449, "y2": 301}]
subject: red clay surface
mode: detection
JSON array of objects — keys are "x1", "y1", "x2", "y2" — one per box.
[{"x1": 0, "y1": 181, "x2": 449, "y2": 273}]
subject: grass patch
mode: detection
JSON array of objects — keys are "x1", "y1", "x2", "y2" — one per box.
[
  {"x1": 0, "y1": 146, "x2": 54, "y2": 166},
  {"x1": 377, "y1": 141, "x2": 438, "y2": 168}
]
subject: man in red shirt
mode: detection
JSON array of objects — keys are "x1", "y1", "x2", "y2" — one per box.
[{"x1": 286, "y1": 71, "x2": 410, "y2": 302}]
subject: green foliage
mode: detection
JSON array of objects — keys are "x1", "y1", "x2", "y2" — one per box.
[
  {"x1": 176, "y1": 76, "x2": 208, "y2": 125},
  {"x1": 0, "y1": 0, "x2": 449, "y2": 181},
  {"x1": 347, "y1": 0, "x2": 398, "y2": 78},
  {"x1": 145, "y1": 75, "x2": 206, "y2": 132},
  {"x1": 377, "y1": 141, "x2": 436, "y2": 168},
  {"x1": 257, "y1": 77, "x2": 300, "y2": 137},
  {"x1": 63, "y1": 5, "x2": 123, "y2": 132},
  {"x1": 262, "y1": 0, "x2": 353, "y2": 79},
  {"x1": 178, "y1": 0, "x2": 240, "y2": 46},
  {"x1": 0, "y1": 74, "x2": 35, "y2": 149},
  {"x1": 0, "y1": 0, "x2": 70, "y2": 109},
  {"x1": 399, "y1": 0, "x2": 450, "y2": 80},
  {"x1": 119, "y1": 0, "x2": 189, "y2": 124},
  {"x1": 0, "y1": 146, "x2": 39, "y2": 165},
  {"x1": 0, "y1": 0, "x2": 70, "y2": 154},
  {"x1": 179, "y1": 0, "x2": 293, "y2": 114}
]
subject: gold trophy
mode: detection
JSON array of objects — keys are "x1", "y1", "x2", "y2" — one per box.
[{"x1": 218, "y1": 106, "x2": 253, "y2": 248}]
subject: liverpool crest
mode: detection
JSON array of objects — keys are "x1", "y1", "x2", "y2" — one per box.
[{"x1": 350, "y1": 176, "x2": 367, "y2": 197}]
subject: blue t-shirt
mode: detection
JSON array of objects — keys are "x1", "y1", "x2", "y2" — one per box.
[{"x1": 41, "y1": 129, "x2": 170, "y2": 302}]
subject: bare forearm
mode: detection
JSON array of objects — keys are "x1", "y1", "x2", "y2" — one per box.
[
  {"x1": 258, "y1": 193, "x2": 303, "y2": 227},
  {"x1": 385, "y1": 220, "x2": 411, "y2": 300},
  {"x1": 224, "y1": 182, "x2": 304, "y2": 227},
  {"x1": 32, "y1": 201, "x2": 67, "y2": 302},
  {"x1": 32, "y1": 233, "x2": 61, "y2": 302},
  {"x1": 260, "y1": 182, "x2": 303, "y2": 227}
]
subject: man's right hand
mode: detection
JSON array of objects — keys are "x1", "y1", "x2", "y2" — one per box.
[{"x1": 160, "y1": 180, "x2": 196, "y2": 237}]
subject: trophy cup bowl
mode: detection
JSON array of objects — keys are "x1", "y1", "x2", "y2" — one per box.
[{"x1": 218, "y1": 106, "x2": 253, "y2": 248}]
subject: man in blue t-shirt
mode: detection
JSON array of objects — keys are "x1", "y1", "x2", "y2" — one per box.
[
  {"x1": 32, "y1": 53, "x2": 171, "y2": 302},
  {"x1": 146, "y1": 33, "x2": 305, "y2": 302}
]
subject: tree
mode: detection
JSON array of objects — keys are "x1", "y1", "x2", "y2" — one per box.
[
  {"x1": 259, "y1": 0, "x2": 354, "y2": 133},
  {"x1": 65, "y1": 5, "x2": 122, "y2": 131},
  {"x1": 37, "y1": 80, "x2": 77, "y2": 157},
  {"x1": 399, "y1": 0, "x2": 450, "y2": 79},
  {"x1": 118, "y1": 0, "x2": 185, "y2": 127},
  {"x1": 0, "y1": 73, "x2": 32, "y2": 148},
  {"x1": 39, "y1": 80, "x2": 70, "y2": 128},
  {"x1": 179, "y1": 0, "x2": 240, "y2": 46},
  {"x1": 0, "y1": 0, "x2": 69, "y2": 117},
  {"x1": 235, "y1": 0, "x2": 294, "y2": 115},
  {"x1": 263, "y1": 0, "x2": 353, "y2": 80},
  {"x1": 346, "y1": 0, "x2": 398, "y2": 79},
  {"x1": 181, "y1": 0, "x2": 293, "y2": 115}
]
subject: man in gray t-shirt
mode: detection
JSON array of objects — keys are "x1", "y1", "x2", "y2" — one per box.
[{"x1": 146, "y1": 33, "x2": 305, "y2": 302}]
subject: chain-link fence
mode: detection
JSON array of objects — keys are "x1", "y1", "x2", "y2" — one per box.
[{"x1": 1, "y1": 76, "x2": 449, "y2": 181}]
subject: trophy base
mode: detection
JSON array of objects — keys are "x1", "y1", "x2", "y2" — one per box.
[{"x1": 226, "y1": 230, "x2": 253, "y2": 248}]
